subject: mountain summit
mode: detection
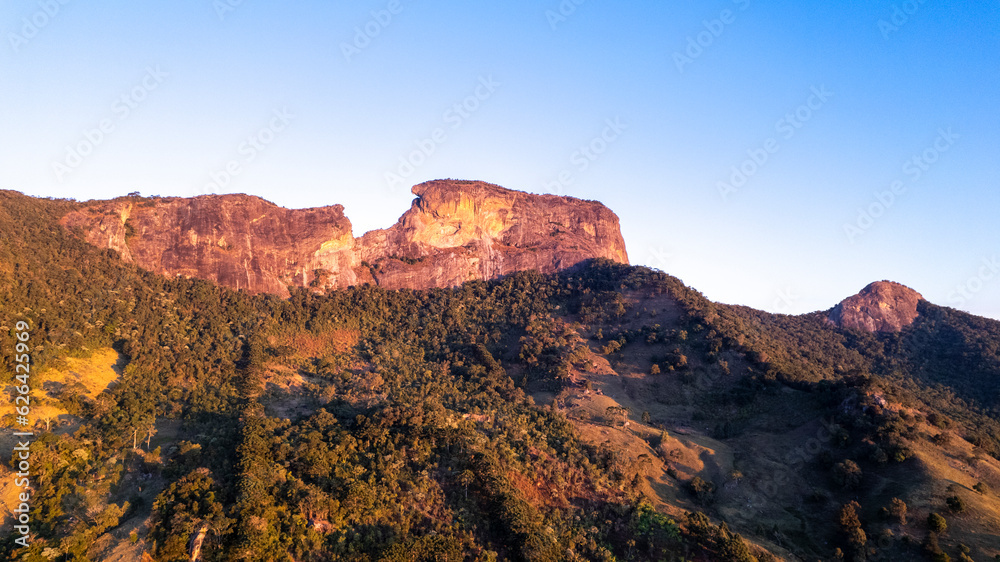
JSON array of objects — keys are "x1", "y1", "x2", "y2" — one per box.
[
  {"x1": 827, "y1": 280, "x2": 924, "y2": 332},
  {"x1": 60, "y1": 179, "x2": 628, "y2": 296}
]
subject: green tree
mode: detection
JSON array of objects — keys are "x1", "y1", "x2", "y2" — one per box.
[
  {"x1": 923, "y1": 532, "x2": 949, "y2": 561},
  {"x1": 927, "y1": 512, "x2": 947, "y2": 533},
  {"x1": 946, "y1": 495, "x2": 965, "y2": 513},
  {"x1": 889, "y1": 497, "x2": 907, "y2": 525},
  {"x1": 606, "y1": 405, "x2": 630, "y2": 428},
  {"x1": 687, "y1": 477, "x2": 715, "y2": 506},
  {"x1": 833, "y1": 460, "x2": 863, "y2": 489},
  {"x1": 718, "y1": 534, "x2": 758, "y2": 562},
  {"x1": 457, "y1": 469, "x2": 476, "y2": 499},
  {"x1": 838, "y1": 501, "x2": 867, "y2": 553}
]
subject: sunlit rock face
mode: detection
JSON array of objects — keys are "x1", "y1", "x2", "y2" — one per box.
[
  {"x1": 827, "y1": 281, "x2": 924, "y2": 333},
  {"x1": 61, "y1": 179, "x2": 629, "y2": 297}
]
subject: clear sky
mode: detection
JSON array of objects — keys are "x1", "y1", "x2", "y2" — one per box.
[{"x1": 2, "y1": 0, "x2": 998, "y2": 319}]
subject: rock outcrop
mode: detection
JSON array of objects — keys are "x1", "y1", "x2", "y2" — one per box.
[
  {"x1": 61, "y1": 180, "x2": 629, "y2": 297},
  {"x1": 827, "y1": 281, "x2": 923, "y2": 333}
]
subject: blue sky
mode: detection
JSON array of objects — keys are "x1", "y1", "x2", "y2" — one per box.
[{"x1": 2, "y1": 0, "x2": 998, "y2": 319}]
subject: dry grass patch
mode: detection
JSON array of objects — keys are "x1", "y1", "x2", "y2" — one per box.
[
  {"x1": 270, "y1": 327, "x2": 359, "y2": 362},
  {"x1": 0, "y1": 348, "x2": 121, "y2": 524},
  {"x1": 2, "y1": 347, "x2": 121, "y2": 428}
]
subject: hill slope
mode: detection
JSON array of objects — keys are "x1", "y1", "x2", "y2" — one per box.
[{"x1": 2, "y1": 190, "x2": 1000, "y2": 561}]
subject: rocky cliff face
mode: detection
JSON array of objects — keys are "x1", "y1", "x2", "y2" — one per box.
[
  {"x1": 60, "y1": 180, "x2": 629, "y2": 297},
  {"x1": 827, "y1": 281, "x2": 923, "y2": 333}
]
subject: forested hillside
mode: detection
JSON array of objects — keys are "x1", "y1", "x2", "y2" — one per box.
[{"x1": 2, "y1": 190, "x2": 1000, "y2": 561}]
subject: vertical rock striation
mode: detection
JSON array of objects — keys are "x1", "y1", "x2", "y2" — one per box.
[{"x1": 60, "y1": 179, "x2": 629, "y2": 297}]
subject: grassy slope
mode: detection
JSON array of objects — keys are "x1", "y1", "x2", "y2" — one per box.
[
  {"x1": 0, "y1": 348, "x2": 122, "y2": 525},
  {"x1": 540, "y1": 285, "x2": 1000, "y2": 561}
]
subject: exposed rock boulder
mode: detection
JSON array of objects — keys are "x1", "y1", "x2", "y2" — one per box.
[{"x1": 827, "y1": 281, "x2": 924, "y2": 333}]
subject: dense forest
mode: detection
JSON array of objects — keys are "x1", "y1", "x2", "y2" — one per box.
[{"x1": 2, "y1": 190, "x2": 1000, "y2": 561}]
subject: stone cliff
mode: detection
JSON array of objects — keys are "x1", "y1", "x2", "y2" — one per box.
[
  {"x1": 827, "y1": 281, "x2": 924, "y2": 333},
  {"x1": 60, "y1": 180, "x2": 629, "y2": 297}
]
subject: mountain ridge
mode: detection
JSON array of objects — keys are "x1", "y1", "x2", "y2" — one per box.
[
  {"x1": 43, "y1": 183, "x2": 981, "y2": 332},
  {"x1": 3, "y1": 189, "x2": 1000, "y2": 561},
  {"x1": 58, "y1": 179, "x2": 629, "y2": 297}
]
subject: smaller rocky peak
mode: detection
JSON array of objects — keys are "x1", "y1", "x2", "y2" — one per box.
[{"x1": 828, "y1": 281, "x2": 924, "y2": 333}]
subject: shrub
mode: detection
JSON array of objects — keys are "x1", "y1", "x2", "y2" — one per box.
[
  {"x1": 927, "y1": 412, "x2": 950, "y2": 429},
  {"x1": 832, "y1": 460, "x2": 863, "y2": 489},
  {"x1": 838, "y1": 501, "x2": 865, "y2": 549},
  {"x1": 685, "y1": 511, "x2": 713, "y2": 541},
  {"x1": 717, "y1": 523, "x2": 758, "y2": 562},
  {"x1": 889, "y1": 497, "x2": 907, "y2": 525},
  {"x1": 927, "y1": 512, "x2": 947, "y2": 533},
  {"x1": 946, "y1": 495, "x2": 965, "y2": 514},
  {"x1": 687, "y1": 477, "x2": 716, "y2": 506},
  {"x1": 602, "y1": 340, "x2": 622, "y2": 355},
  {"x1": 923, "y1": 532, "x2": 951, "y2": 561},
  {"x1": 869, "y1": 444, "x2": 889, "y2": 464}
]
